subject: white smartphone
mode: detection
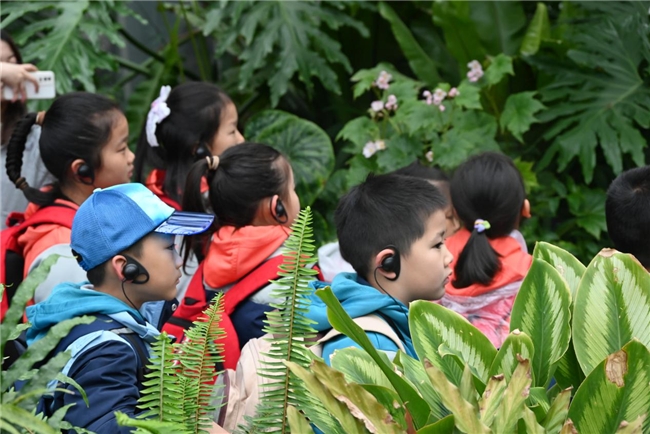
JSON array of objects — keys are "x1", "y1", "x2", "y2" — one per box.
[{"x1": 2, "y1": 70, "x2": 56, "y2": 100}]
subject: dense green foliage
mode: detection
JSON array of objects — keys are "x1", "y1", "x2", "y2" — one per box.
[{"x1": 2, "y1": 0, "x2": 648, "y2": 258}]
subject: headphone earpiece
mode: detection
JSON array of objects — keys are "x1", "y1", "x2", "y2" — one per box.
[
  {"x1": 195, "y1": 144, "x2": 211, "y2": 160},
  {"x1": 122, "y1": 256, "x2": 150, "y2": 284},
  {"x1": 275, "y1": 199, "x2": 286, "y2": 219},
  {"x1": 76, "y1": 162, "x2": 94, "y2": 185},
  {"x1": 379, "y1": 245, "x2": 401, "y2": 281}
]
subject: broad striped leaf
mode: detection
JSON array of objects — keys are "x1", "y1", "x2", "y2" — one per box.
[
  {"x1": 509, "y1": 259, "x2": 571, "y2": 387},
  {"x1": 410, "y1": 301, "x2": 496, "y2": 388},
  {"x1": 568, "y1": 340, "x2": 650, "y2": 434},
  {"x1": 542, "y1": 387, "x2": 572, "y2": 434},
  {"x1": 331, "y1": 347, "x2": 394, "y2": 390},
  {"x1": 416, "y1": 415, "x2": 455, "y2": 434},
  {"x1": 492, "y1": 357, "x2": 533, "y2": 433},
  {"x1": 287, "y1": 406, "x2": 315, "y2": 434},
  {"x1": 572, "y1": 250, "x2": 650, "y2": 375},
  {"x1": 400, "y1": 353, "x2": 448, "y2": 422},
  {"x1": 533, "y1": 241, "x2": 586, "y2": 300},
  {"x1": 488, "y1": 330, "x2": 535, "y2": 382}
]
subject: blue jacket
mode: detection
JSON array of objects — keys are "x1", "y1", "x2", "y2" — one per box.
[
  {"x1": 306, "y1": 273, "x2": 416, "y2": 364},
  {"x1": 26, "y1": 282, "x2": 175, "y2": 433}
]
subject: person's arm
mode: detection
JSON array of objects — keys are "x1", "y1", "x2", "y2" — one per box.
[
  {"x1": 62, "y1": 340, "x2": 141, "y2": 433},
  {"x1": 0, "y1": 62, "x2": 39, "y2": 102}
]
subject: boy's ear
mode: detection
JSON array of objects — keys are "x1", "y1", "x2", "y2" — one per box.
[
  {"x1": 521, "y1": 199, "x2": 531, "y2": 219},
  {"x1": 373, "y1": 248, "x2": 398, "y2": 281},
  {"x1": 109, "y1": 255, "x2": 129, "y2": 280}
]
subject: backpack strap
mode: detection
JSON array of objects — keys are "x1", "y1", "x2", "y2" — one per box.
[
  {"x1": 221, "y1": 255, "x2": 285, "y2": 315},
  {"x1": 316, "y1": 314, "x2": 406, "y2": 353}
]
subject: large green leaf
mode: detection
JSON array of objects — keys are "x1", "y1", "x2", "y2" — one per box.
[
  {"x1": 416, "y1": 415, "x2": 455, "y2": 434},
  {"x1": 378, "y1": 2, "x2": 441, "y2": 85},
  {"x1": 468, "y1": 1, "x2": 527, "y2": 55},
  {"x1": 500, "y1": 92, "x2": 546, "y2": 142},
  {"x1": 315, "y1": 287, "x2": 431, "y2": 429},
  {"x1": 520, "y1": 3, "x2": 551, "y2": 56},
  {"x1": 247, "y1": 110, "x2": 335, "y2": 206},
  {"x1": 542, "y1": 387, "x2": 572, "y2": 434},
  {"x1": 204, "y1": 1, "x2": 368, "y2": 106},
  {"x1": 1, "y1": 1, "x2": 130, "y2": 94},
  {"x1": 532, "y1": 242, "x2": 586, "y2": 300},
  {"x1": 431, "y1": 1, "x2": 485, "y2": 70},
  {"x1": 410, "y1": 301, "x2": 497, "y2": 388},
  {"x1": 399, "y1": 353, "x2": 448, "y2": 422},
  {"x1": 535, "y1": 5, "x2": 649, "y2": 182},
  {"x1": 331, "y1": 347, "x2": 394, "y2": 390},
  {"x1": 287, "y1": 405, "x2": 315, "y2": 434},
  {"x1": 493, "y1": 357, "x2": 534, "y2": 433},
  {"x1": 509, "y1": 259, "x2": 572, "y2": 387},
  {"x1": 568, "y1": 340, "x2": 650, "y2": 434},
  {"x1": 573, "y1": 249, "x2": 650, "y2": 375},
  {"x1": 488, "y1": 330, "x2": 535, "y2": 382}
]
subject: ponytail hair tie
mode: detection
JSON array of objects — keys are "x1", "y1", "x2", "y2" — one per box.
[
  {"x1": 206, "y1": 156, "x2": 220, "y2": 171},
  {"x1": 14, "y1": 177, "x2": 28, "y2": 190},
  {"x1": 145, "y1": 85, "x2": 172, "y2": 148},
  {"x1": 35, "y1": 111, "x2": 46, "y2": 126},
  {"x1": 474, "y1": 219, "x2": 491, "y2": 233}
]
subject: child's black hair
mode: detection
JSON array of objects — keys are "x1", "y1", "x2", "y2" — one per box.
[
  {"x1": 392, "y1": 160, "x2": 449, "y2": 183},
  {"x1": 134, "y1": 82, "x2": 233, "y2": 204},
  {"x1": 335, "y1": 173, "x2": 447, "y2": 281},
  {"x1": 1, "y1": 30, "x2": 26, "y2": 145},
  {"x1": 5, "y1": 92, "x2": 121, "y2": 206},
  {"x1": 182, "y1": 142, "x2": 290, "y2": 265},
  {"x1": 606, "y1": 166, "x2": 650, "y2": 268},
  {"x1": 450, "y1": 152, "x2": 526, "y2": 288}
]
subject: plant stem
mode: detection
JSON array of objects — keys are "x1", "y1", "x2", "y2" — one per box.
[
  {"x1": 179, "y1": 0, "x2": 208, "y2": 81},
  {"x1": 115, "y1": 57, "x2": 152, "y2": 76}
]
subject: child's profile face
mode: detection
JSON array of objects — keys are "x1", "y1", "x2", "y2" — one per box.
[
  {"x1": 280, "y1": 162, "x2": 301, "y2": 227},
  {"x1": 208, "y1": 101, "x2": 245, "y2": 156},
  {"x1": 129, "y1": 233, "x2": 182, "y2": 305},
  {"x1": 398, "y1": 210, "x2": 453, "y2": 303},
  {"x1": 94, "y1": 112, "x2": 135, "y2": 188}
]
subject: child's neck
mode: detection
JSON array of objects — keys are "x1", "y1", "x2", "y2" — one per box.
[
  {"x1": 93, "y1": 281, "x2": 143, "y2": 311},
  {"x1": 60, "y1": 182, "x2": 93, "y2": 206}
]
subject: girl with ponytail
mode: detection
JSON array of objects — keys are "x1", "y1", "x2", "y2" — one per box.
[
  {"x1": 5, "y1": 92, "x2": 134, "y2": 303},
  {"x1": 440, "y1": 152, "x2": 532, "y2": 347},
  {"x1": 166, "y1": 142, "x2": 300, "y2": 366},
  {"x1": 0, "y1": 30, "x2": 55, "y2": 229},
  {"x1": 134, "y1": 82, "x2": 244, "y2": 210}
]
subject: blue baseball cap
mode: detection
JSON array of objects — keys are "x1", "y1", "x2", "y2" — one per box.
[{"x1": 71, "y1": 183, "x2": 214, "y2": 271}]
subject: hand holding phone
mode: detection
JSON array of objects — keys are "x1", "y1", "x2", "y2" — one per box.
[{"x1": 1, "y1": 67, "x2": 55, "y2": 102}]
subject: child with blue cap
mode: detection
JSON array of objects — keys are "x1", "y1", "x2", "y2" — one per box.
[{"x1": 25, "y1": 183, "x2": 214, "y2": 433}]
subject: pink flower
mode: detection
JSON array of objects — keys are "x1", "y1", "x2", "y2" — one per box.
[
  {"x1": 371, "y1": 100, "x2": 384, "y2": 112},
  {"x1": 385, "y1": 94, "x2": 398, "y2": 111},
  {"x1": 433, "y1": 88, "x2": 447, "y2": 106},
  {"x1": 375, "y1": 71, "x2": 392, "y2": 90},
  {"x1": 438, "y1": 104, "x2": 446, "y2": 112},
  {"x1": 362, "y1": 140, "x2": 386, "y2": 158},
  {"x1": 425, "y1": 150, "x2": 434, "y2": 162},
  {"x1": 467, "y1": 60, "x2": 484, "y2": 82},
  {"x1": 448, "y1": 87, "x2": 459, "y2": 98},
  {"x1": 423, "y1": 90, "x2": 434, "y2": 105}
]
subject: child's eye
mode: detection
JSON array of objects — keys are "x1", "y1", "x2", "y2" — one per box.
[
  {"x1": 166, "y1": 244, "x2": 176, "y2": 251},
  {"x1": 433, "y1": 242, "x2": 444, "y2": 249}
]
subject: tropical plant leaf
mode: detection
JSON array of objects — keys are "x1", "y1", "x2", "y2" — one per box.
[
  {"x1": 568, "y1": 340, "x2": 650, "y2": 434},
  {"x1": 286, "y1": 405, "x2": 315, "y2": 434},
  {"x1": 483, "y1": 53, "x2": 514, "y2": 86},
  {"x1": 535, "y1": 4, "x2": 649, "y2": 182},
  {"x1": 0, "y1": 403, "x2": 58, "y2": 434},
  {"x1": 331, "y1": 347, "x2": 394, "y2": 390},
  {"x1": 521, "y1": 406, "x2": 546, "y2": 434},
  {"x1": 532, "y1": 241, "x2": 586, "y2": 300},
  {"x1": 378, "y1": 2, "x2": 441, "y2": 85},
  {"x1": 492, "y1": 356, "x2": 533, "y2": 433},
  {"x1": 349, "y1": 63, "x2": 418, "y2": 100},
  {"x1": 572, "y1": 249, "x2": 650, "y2": 376},
  {"x1": 115, "y1": 411, "x2": 191, "y2": 434},
  {"x1": 399, "y1": 353, "x2": 448, "y2": 422},
  {"x1": 488, "y1": 330, "x2": 535, "y2": 382},
  {"x1": 553, "y1": 340, "x2": 586, "y2": 392},
  {"x1": 245, "y1": 111, "x2": 335, "y2": 207},
  {"x1": 542, "y1": 387, "x2": 572, "y2": 434},
  {"x1": 500, "y1": 91, "x2": 546, "y2": 142},
  {"x1": 310, "y1": 359, "x2": 405, "y2": 433},
  {"x1": 316, "y1": 286, "x2": 431, "y2": 429},
  {"x1": 478, "y1": 373, "x2": 507, "y2": 427},
  {"x1": 410, "y1": 301, "x2": 497, "y2": 389},
  {"x1": 520, "y1": 2, "x2": 551, "y2": 56},
  {"x1": 416, "y1": 415, "x2": 455, "y2": 434},
  {"x1": 0, "y1": 1, "x2": 129, "y2": 94},
  {"x1": 432, "y1": 1, "x2": 485, "y2": 69},
  {"x1": 468, "y1": 1, "x2": 527, "y2": 55},
  {"x1": 284, "y1": 361, "x2": 367, "y2": 434},
  {"x1": 204, "y1": 1, "x2": 368, "y2": 106},
  {"x1": 423, "y1": 360, "x2": 490, "y2": 434},
  {"x1": 509, "y1": 259, "x2": 572, "y2": 387}
]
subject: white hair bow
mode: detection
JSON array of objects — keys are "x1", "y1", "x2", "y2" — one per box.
[{"x1": 145, "y1": 85, "x2": 172, "y2": 148}]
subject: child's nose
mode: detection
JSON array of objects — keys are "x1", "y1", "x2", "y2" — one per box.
[{"x1": 443, "y1": 245, "x2": 454, "y2": 266}]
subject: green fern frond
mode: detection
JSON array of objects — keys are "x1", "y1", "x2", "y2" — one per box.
[
  {"x1": 137, "y1": 332, "x2": 183, "y2": 422},
  {"x1": 252, "y1": 207, "x2": 335, "y2": 433},
  {"x1": 177, "y1": 292, "x2": 225, "y2": 433}
]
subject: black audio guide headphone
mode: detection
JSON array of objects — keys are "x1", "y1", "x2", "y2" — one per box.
[
  {"x1": 194, "y1": 143, "x2": 211, "y2": 160},
  {"x1": 272, "y1": 197, "x2": 288, "y2": 224},
  {"x1": 76, "y1": 162, "x2": 95, "y2": 185},
  {"x1": 122, "y1": 255, "x2": 150, "y2": 284},
  {"x1": 379, "y1": 245, "x2": 401, "y2": 281}
]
